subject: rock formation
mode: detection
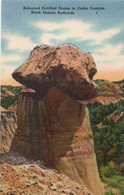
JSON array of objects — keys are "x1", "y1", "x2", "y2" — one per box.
[
  {"x1": 0, "y1": 153, "x2": 92, "y2": 194},
  {"x1": 12, "y1": 44, "x2": 97, "y2": 100},
  {"x1": 11, "y1": 44, "x2": 103, "y2": 195},
  {"x1": 0, "y1": 107, "x2": 17, "y2": 154}
]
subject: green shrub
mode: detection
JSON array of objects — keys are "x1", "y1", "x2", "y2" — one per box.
[
  {"x1": 119, "y1": 181, "x2": 124, "y2": 195},
  {"x1": 105, "y1": 190, "x2": 116, "y2": 195},
  {"x1": 1, "y1": 86, "x2": 22, "y2": 109},
  {"x1": 103, "y1": 175, "x2": 124, "y2": 189},
  {"x1": 88, "y1": 99, "x2": 124, "y2": 177},
  {"x1": 100, "y1": 166, "x2": 120, "y2": 179}
]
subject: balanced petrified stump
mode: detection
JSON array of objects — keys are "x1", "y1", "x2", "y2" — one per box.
[{"x1": 11, "y1": 44, "x2": 103, "y2": 195}]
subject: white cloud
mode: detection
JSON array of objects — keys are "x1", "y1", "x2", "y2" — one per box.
[
  {"x1": 35, "y1": 21, "x2": 65, "y2": 31},
  {"x1": 1, "y1": 54, "x2": 22, "y2": 63},
  {"x1": 2, "y1": 34, "x2": 36, "y2": 52},
  {"x1": 92, "y1": 44, "x2": 124, "y2": 70},
  {"x1": 34, "y1": 19, "x2": 120, "y2": 45},
  {"x1": 32, "y1": 19, "x2": 124, "y2": 72}
]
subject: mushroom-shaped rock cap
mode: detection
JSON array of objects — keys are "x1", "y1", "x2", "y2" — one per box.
[{"x1": 12, "y1": 44, "x2": 97, "y2": 100}]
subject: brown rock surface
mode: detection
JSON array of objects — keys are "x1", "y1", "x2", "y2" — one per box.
[
  {"x1": 0, "y1": 109, "x2": 17, "y2": 154},
  {"x1": 11, "y1": 87, "x2": 103, "y2": 195},
  {"x1": 0, "y1": 153, "x2": 92, "y2": 195},
  {"x1": 12, "y1": 44, "x2": 97, "y2": 100},
  {"x1": 96, "y1": 122, "x2": 106, "y2": 129}
]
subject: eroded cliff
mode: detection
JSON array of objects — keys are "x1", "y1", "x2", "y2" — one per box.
[{"x1": 0, "y1": 107, "x2": 17, "y2": 154}]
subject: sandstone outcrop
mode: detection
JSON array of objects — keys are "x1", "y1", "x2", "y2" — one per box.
[
  {"x1": 0, "y1": 107, "x2": 17, "y2": 154},
  {"x1": 0, "y1": 153, "x2": 92, "y2": 195},
  {"x1": 11, "y1": 44, "x2": 103, "y2": 195},
  {"x1": 12, "y1": 44, "x2": 97, "y2": 100},
  {"x1": 11, "y1": 88, "x2": 103, "y2": 194}
]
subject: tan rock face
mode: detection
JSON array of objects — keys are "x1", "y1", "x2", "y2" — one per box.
[
  {"x1": 11, "y1": 88, "x2": 103, "y2": 195},
  {"x1": 12, "y1": 44, "x2": 97, "y2": 100},
  {"x1": 0, "y1": 111, "x2": 17, "y2": 154},
  {"x1": 0, "y1": 153, "x2": 92, "y2": 195}
]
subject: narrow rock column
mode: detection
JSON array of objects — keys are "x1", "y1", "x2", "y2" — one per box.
[
  {"x1": 11, "y1": 44, "x2": 103, "y2": 194},
  {"x1": 11, "y1": 87, "x2": 103, "y2": 195}
]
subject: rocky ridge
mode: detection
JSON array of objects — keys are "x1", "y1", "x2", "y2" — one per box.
[
  {"x1": 1, "y1": 87, "x2": 15, "y2": 100},
  {"x1": 81, "y1": 80, "x2": 124, "y2": 105},
  {"x1": 0, "y1": 153, "x2": 92, "y2": 195}
]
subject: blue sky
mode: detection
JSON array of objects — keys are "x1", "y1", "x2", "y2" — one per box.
[{"x1": 1, "y1": 0, "x2": 124, "y2": 84}]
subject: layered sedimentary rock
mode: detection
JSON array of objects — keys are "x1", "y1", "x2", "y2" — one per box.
[
  {"x1": 12, "y1": 44, "x2": 97, "y2": 100},
  {"x1": 11, "y1": 44, "x2": 103, "y2": 194},
  {"x1": 11, "y1": 88, "x2": 103, "y2": 194},
  {"x1": 0, "y1": 153, "x2": 91, "y2": 195},
  {"x1": 0, "y1": 108, "x2": 17, "y2": 154}
]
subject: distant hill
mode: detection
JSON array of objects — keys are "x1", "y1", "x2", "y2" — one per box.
[
  {"x1": 1, "y1": 79, "x2": 124, "y2": 109},
  {"x1": 1, "y1": 79, "x2": 124, "y2": 194},
  {"x1": 1, "y1": 87, "x2": 15, "y2": 100},
  {"x1": 1, "y1": 86, "x2": 22, "y2": 109},
  {"x1": 95, "y1": 79, "x2": 123, "y2": 95},
  {"x1": 80, "y1": 79, "x2": 124, "y2": 105},
  {"x1": 1, "y1": 85, "x2": 22, "y2": 96},
  {"x1": 113, "y1": 79, "x2": 124, "y2": 85},
  {"x1": 87, "y1": 79, "x2": 124, "y2": 194}
]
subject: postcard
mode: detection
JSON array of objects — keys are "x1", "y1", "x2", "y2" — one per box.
[{"x1": 1, "y1": 0, "x2": 124, "y2": 194}]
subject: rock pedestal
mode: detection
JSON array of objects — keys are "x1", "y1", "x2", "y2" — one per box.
[
  {"x1": 11, "y1": 44, "x2": 103, "y2": 194},
  {"x1": 11, "y1": 87, "x2": 103, "y2": 195}
]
